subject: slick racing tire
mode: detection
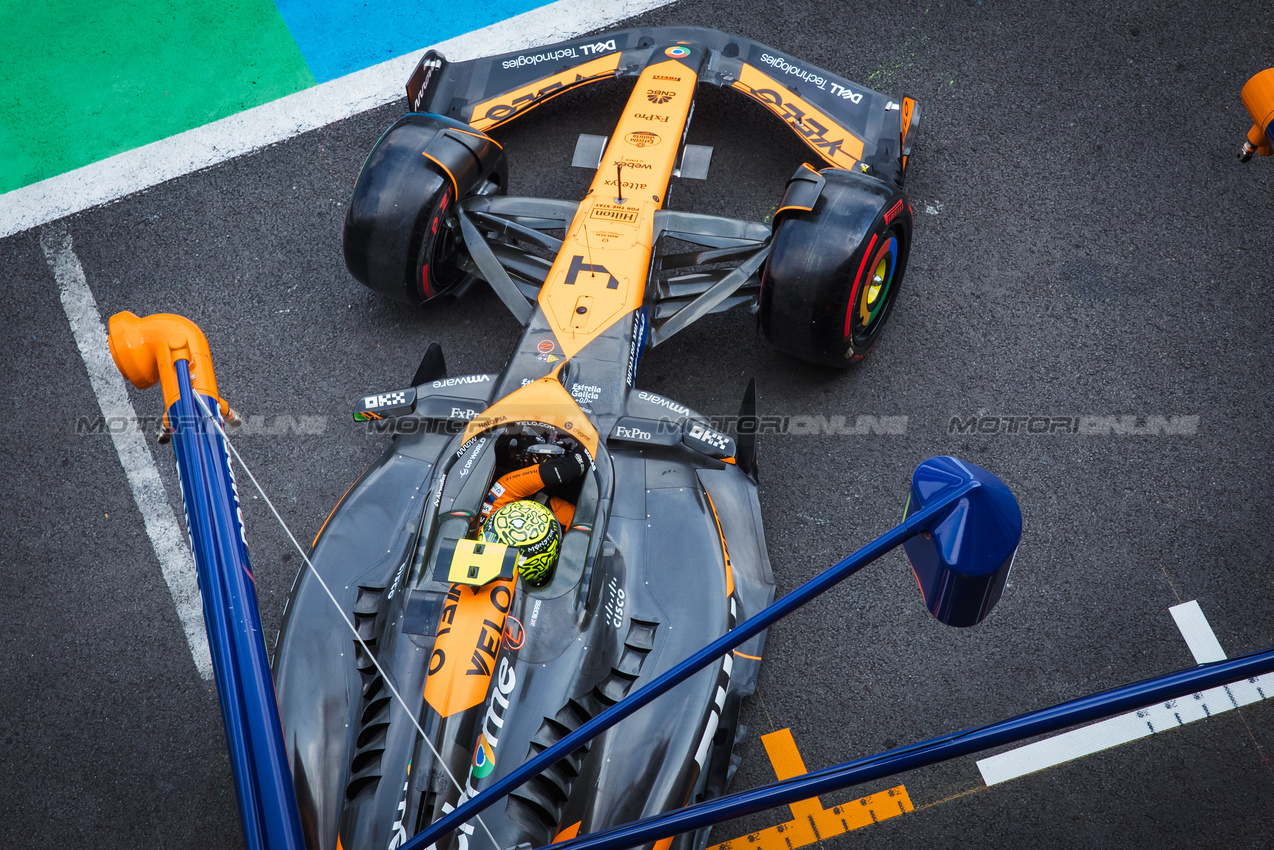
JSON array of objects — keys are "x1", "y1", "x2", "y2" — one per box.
[
  {"x1": 760, "y1": 168, "x2": 913, "y2": 368},
  {"x1": 343, "y1": 113, "x2": 506, "y2": 305}
]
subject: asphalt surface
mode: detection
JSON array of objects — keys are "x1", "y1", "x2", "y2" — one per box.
[{"x1": 3, "y1": 1, "x2": 1273, "y2": 848}]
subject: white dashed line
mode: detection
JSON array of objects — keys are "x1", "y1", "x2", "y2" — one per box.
[
  {"x1": 976, "y1": 600, "x2": 1267, "y2": 786},
  {"x1": 0, "y1": 0, "x2": 676, "y2": 238},
  {"x1": 42, "y1": 227, "x2": 213, "y2": 680}
]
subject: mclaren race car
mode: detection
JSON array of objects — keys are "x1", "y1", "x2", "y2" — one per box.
[
  {"x1": 102, "y1": 24, "x2": 1274, "y2": 850},
  {"x1": 271, "y1": 25, "x2": 923, "y2": 850}
]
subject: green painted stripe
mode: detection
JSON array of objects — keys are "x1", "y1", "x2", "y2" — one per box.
[{"x1": 0, "y1": 0, "x2": 315, "y2": 194}]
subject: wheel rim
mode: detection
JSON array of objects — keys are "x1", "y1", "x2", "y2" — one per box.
[{"x1": 846, "y1": 233, "x2": 898, "y2": 343}]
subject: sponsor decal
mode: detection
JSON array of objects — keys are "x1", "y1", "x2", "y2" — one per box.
[
  {"x1": 614, "y1": 424, "x2": 651, "y2": 441},
  {"x1": 627, "y1": 309, "x2": 648, "y2": 386},
  {"x1": 363, "y1": 390, "x2": 408, "y2": 409},
  {"x1": 883, "y1": 198, "x2": 904, "y2": 225},
  {"x1": 665, "y1": 45, "x2": 691, "y2": 58},
  {"x1": 537, "y1": 339, "x2": 555, "y2": 353},
  {"x1": 688, "y1": 421, "x2": 731, "y2": 453},
  {"x1": 758, "y1": 53, "x2": 864, "y2": 103},
  {"x1": 431, "y1": 374, "x2": 492, "y2": 389},
  {"x1": 529, "y1": 599, "x2": 543, "y2": 627},
  {"x1": 617, "y1": 159, "x2": 652, "y2": 169},
  {"x1": 604, "y1": 577, "x2": 626, "y2": 628},
  {"x1": 570, "y1": 383, "x2": 601, "y2": 407},
  {"x1": 652, "y1": 74, "x2": 681, "y2": 82},
  {"x1": 458, "y1": 437, "x2": 487, "y2": 477},
  {"x1": 625, "y1": 131, "x2": 661, "y2": 147},
  {"x1": 603, "y1": 178, "x2": 647, "y2": 190},
  {"x1": 633, "y1": 112, "x2": 670, "y2": 123},
  {"x1": 424, "y1": 579, "x2": 513, "y2": 717},
  {"x1": 450, "y1": 407, "x2": 479, "y2": 420},
  {"x1": 635, "y1": 390, "x2": 688, "y2": 416},
  {"x1": 501, "y1": 39, "x2": 616, "y2": 70},
  {"x1": 733, "y1": 77, "x2": 853, "y2": 160},
  {"x1": 471, "y1": 735, "x2": 496, "y2": 779},
  {"x1": 563, "y1": 255, "x2": 619, "y2": 289},
  {"x1": 591, "y1": 203, "x2": 640, "y2": 223},
  {"x1": 387, "y1": 777, "x2": 410, "y2": 849},
  {"x1": 503, "y1": 615, "x2": 525, "y2": 650},
  {"x1": 646, "y1": 90, "x2": 675, "y2": 104}
]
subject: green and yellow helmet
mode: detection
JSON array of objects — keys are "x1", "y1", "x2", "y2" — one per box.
[{"x1": 481, "y1": 500, "x2": 561, "y2": 586}]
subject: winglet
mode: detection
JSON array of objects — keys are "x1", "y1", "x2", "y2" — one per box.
[
  {"x1": 107, "y1": 311, "x2": 228, "y2": 417},
  {"x1": 736, "y1": 378, "x2": 759, "y2": 481}
]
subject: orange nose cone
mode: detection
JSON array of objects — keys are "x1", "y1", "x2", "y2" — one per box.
[
  {"x1": 107, "y1": 311, "x2": 225, "y2": 415},
  {"x1": 1241, "y1": 68, "x2": 1274, "y2": 151}
]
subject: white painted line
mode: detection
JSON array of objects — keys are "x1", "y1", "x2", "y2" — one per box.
[
  {"x1": 976, "y1": 601, "x2": 1269, "y2": 786},
  {"x1": 1169, "y1": 600, "x2": 1228, "y2": 663},
  {"x1": 0, "y1": 0, "x2": 676, "y2": 239},
  {"x1": 42, "y1": 227, "x2": 214, "y2": 680}
]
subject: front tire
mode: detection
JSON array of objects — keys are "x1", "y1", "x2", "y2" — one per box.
[
  {"x1": 760, "y1": 169, "x2": 912, "y2": 367},
  {"x1": 343, "y1": 113, "x2": 505, "y2": 305}
]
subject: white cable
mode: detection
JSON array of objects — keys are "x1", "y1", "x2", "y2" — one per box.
[{"x1": 190, "y1": 392, "x2": 497, "y2": 848}]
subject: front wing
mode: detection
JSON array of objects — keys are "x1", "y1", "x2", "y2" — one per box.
[{"x1": 407, "y1": 25, "x2": 918, "y2": 186}]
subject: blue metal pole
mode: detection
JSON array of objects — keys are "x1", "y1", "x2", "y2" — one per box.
[
  {"x1": 405, "y1": 480, "x2": 977, "y2": 850},
  {"x1": 169, "y1": 360, "x2": 305, "y2": 850},
  {"x1": 543, "y1": 645, "x2": 1274, "y2": 850}
]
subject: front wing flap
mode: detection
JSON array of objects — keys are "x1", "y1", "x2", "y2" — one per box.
[{"x1": 407, "y1": 25, "x2": 915, "y2": 185}]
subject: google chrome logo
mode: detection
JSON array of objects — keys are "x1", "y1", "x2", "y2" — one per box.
[{"x1": 665, "y1": 46, "x2": 691, "y2": 58}]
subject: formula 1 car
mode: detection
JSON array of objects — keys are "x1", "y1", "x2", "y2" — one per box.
[
  {"x1": 271, "y1": 26, "x2": 922, "y2": 850},
  {"x1": 103, "y1": 25, "x2": 1274, "y2": 850}
]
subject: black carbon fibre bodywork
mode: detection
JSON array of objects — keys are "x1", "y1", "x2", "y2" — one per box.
[{"x1": 274, "y1": 25, "x2": 923, "y2": 850}]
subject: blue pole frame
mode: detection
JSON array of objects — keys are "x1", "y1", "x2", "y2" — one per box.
[
  {"x1": 169, "y1": 360, "x2": 305, "y2": 850},
  {"x1": 405, "y1": 479, "x2": 979, "y2": 850}
]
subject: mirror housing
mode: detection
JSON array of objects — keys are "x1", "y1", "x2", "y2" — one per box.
[{"x1": 903, "y1": 456, "x2": 1022, "y2": 627}]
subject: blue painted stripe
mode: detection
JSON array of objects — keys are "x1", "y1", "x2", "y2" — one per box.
[{"x1": 273, "y1": 0, "x2": 557, "y2": 82}]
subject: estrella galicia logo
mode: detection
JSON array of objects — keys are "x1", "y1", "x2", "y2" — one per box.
[
  {"x1": 564, "y1": 255, "x2": 618, "y2": 290},
  {"x1": 646, "y1": 89, "x2": 675, "y2": 104}
]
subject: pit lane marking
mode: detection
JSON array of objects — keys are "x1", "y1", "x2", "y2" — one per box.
[
  {"x1": 43, "y1": 227, "x2": 213, "y2": 679},
  {"x1": 977, "y1": 601, "x2": 1270, "y2": 786},
  {"x1": 0, "y1": 0, "x2": 677, "y2": 238},
  {"x1": 707, "y1": 728, "x2": 912, "y2": 850}
]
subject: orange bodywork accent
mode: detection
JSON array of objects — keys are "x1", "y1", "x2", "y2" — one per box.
[
  {"x1": 900, "y1": 96, "x2": 918, "y2": 170},
  {"x1": 424, "y1": 579, "x2": 514, "y2": 717},
  {"x1": 652, "y1": 838, "x2": 674, "y2": 850},
  {"x1": 462, "y1": 376, "x2": 600, "y2": 458},
  {"x1": 732, "y1": 650, "x2": 763, "y2": 661},
  {"x1": 731, "y1": 66, "x2": 864, "y2": 170},
  {"x1": 536, "y1": 60, "x2": 699, "y2": 358},
  {"x1": 108, "y1": 311, "x2": 229, "y2": 417},
  {"x1": 422, "y1": 152, "x2": 459, "y2": 198},
  {"x1": 703, "y1": 490, "x2": 735, "y2": 597},
  {"x1": 552, "y1": 822, "x2": 581, "y2": 843},
  {"x1": 1241, "y1": 68, "x2": 1274, "y2": 156},
  {"x1": 469, "y1": 54, "x2": 623, "y2": 132}
]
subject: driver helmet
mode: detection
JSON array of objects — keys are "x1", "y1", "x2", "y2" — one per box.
[{"x1": 481, "y1": 500, "x2": 561, "y2": 586}]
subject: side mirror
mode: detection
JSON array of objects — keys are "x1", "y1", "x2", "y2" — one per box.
[{"x1": 903, "y1": 456, "x2": 1022, "y2": 627}]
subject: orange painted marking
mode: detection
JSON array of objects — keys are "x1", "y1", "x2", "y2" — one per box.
[
  {"x1": 423, "y1": 579, "x2": 514, "y2": 717},
  {"x1": 707, "y1": 729, "x2": 912, "y2": 850},
  {"x1": 732, "y1": 650, "x2": 763, "y2": 661},
  {"x1": 652, "y1": 838, "x2": 674, "y2": 850}
]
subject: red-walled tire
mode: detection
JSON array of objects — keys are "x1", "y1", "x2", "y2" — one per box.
[
  {"x1": 343, "y1": 114, "x2": 505, "y2": 305},
  {"x1": 760, "y1": 169, "x2": 912, "y2": 368}
]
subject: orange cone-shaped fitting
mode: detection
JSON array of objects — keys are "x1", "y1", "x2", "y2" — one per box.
[{"x1": 108, "y1": 311, "x2": 228, "y2": 416}]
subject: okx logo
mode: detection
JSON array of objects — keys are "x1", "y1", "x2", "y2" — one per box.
[{"x1": 564, "y1": 255, "x2": 619, "y2": 289}]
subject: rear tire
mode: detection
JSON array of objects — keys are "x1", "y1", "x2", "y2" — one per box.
[
  {"x1": 760, "y1": 169, "x2": 912, "y2": 368},
  {"x1": 343, "y1": 114, "x2": 505, "y2": 305}
]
